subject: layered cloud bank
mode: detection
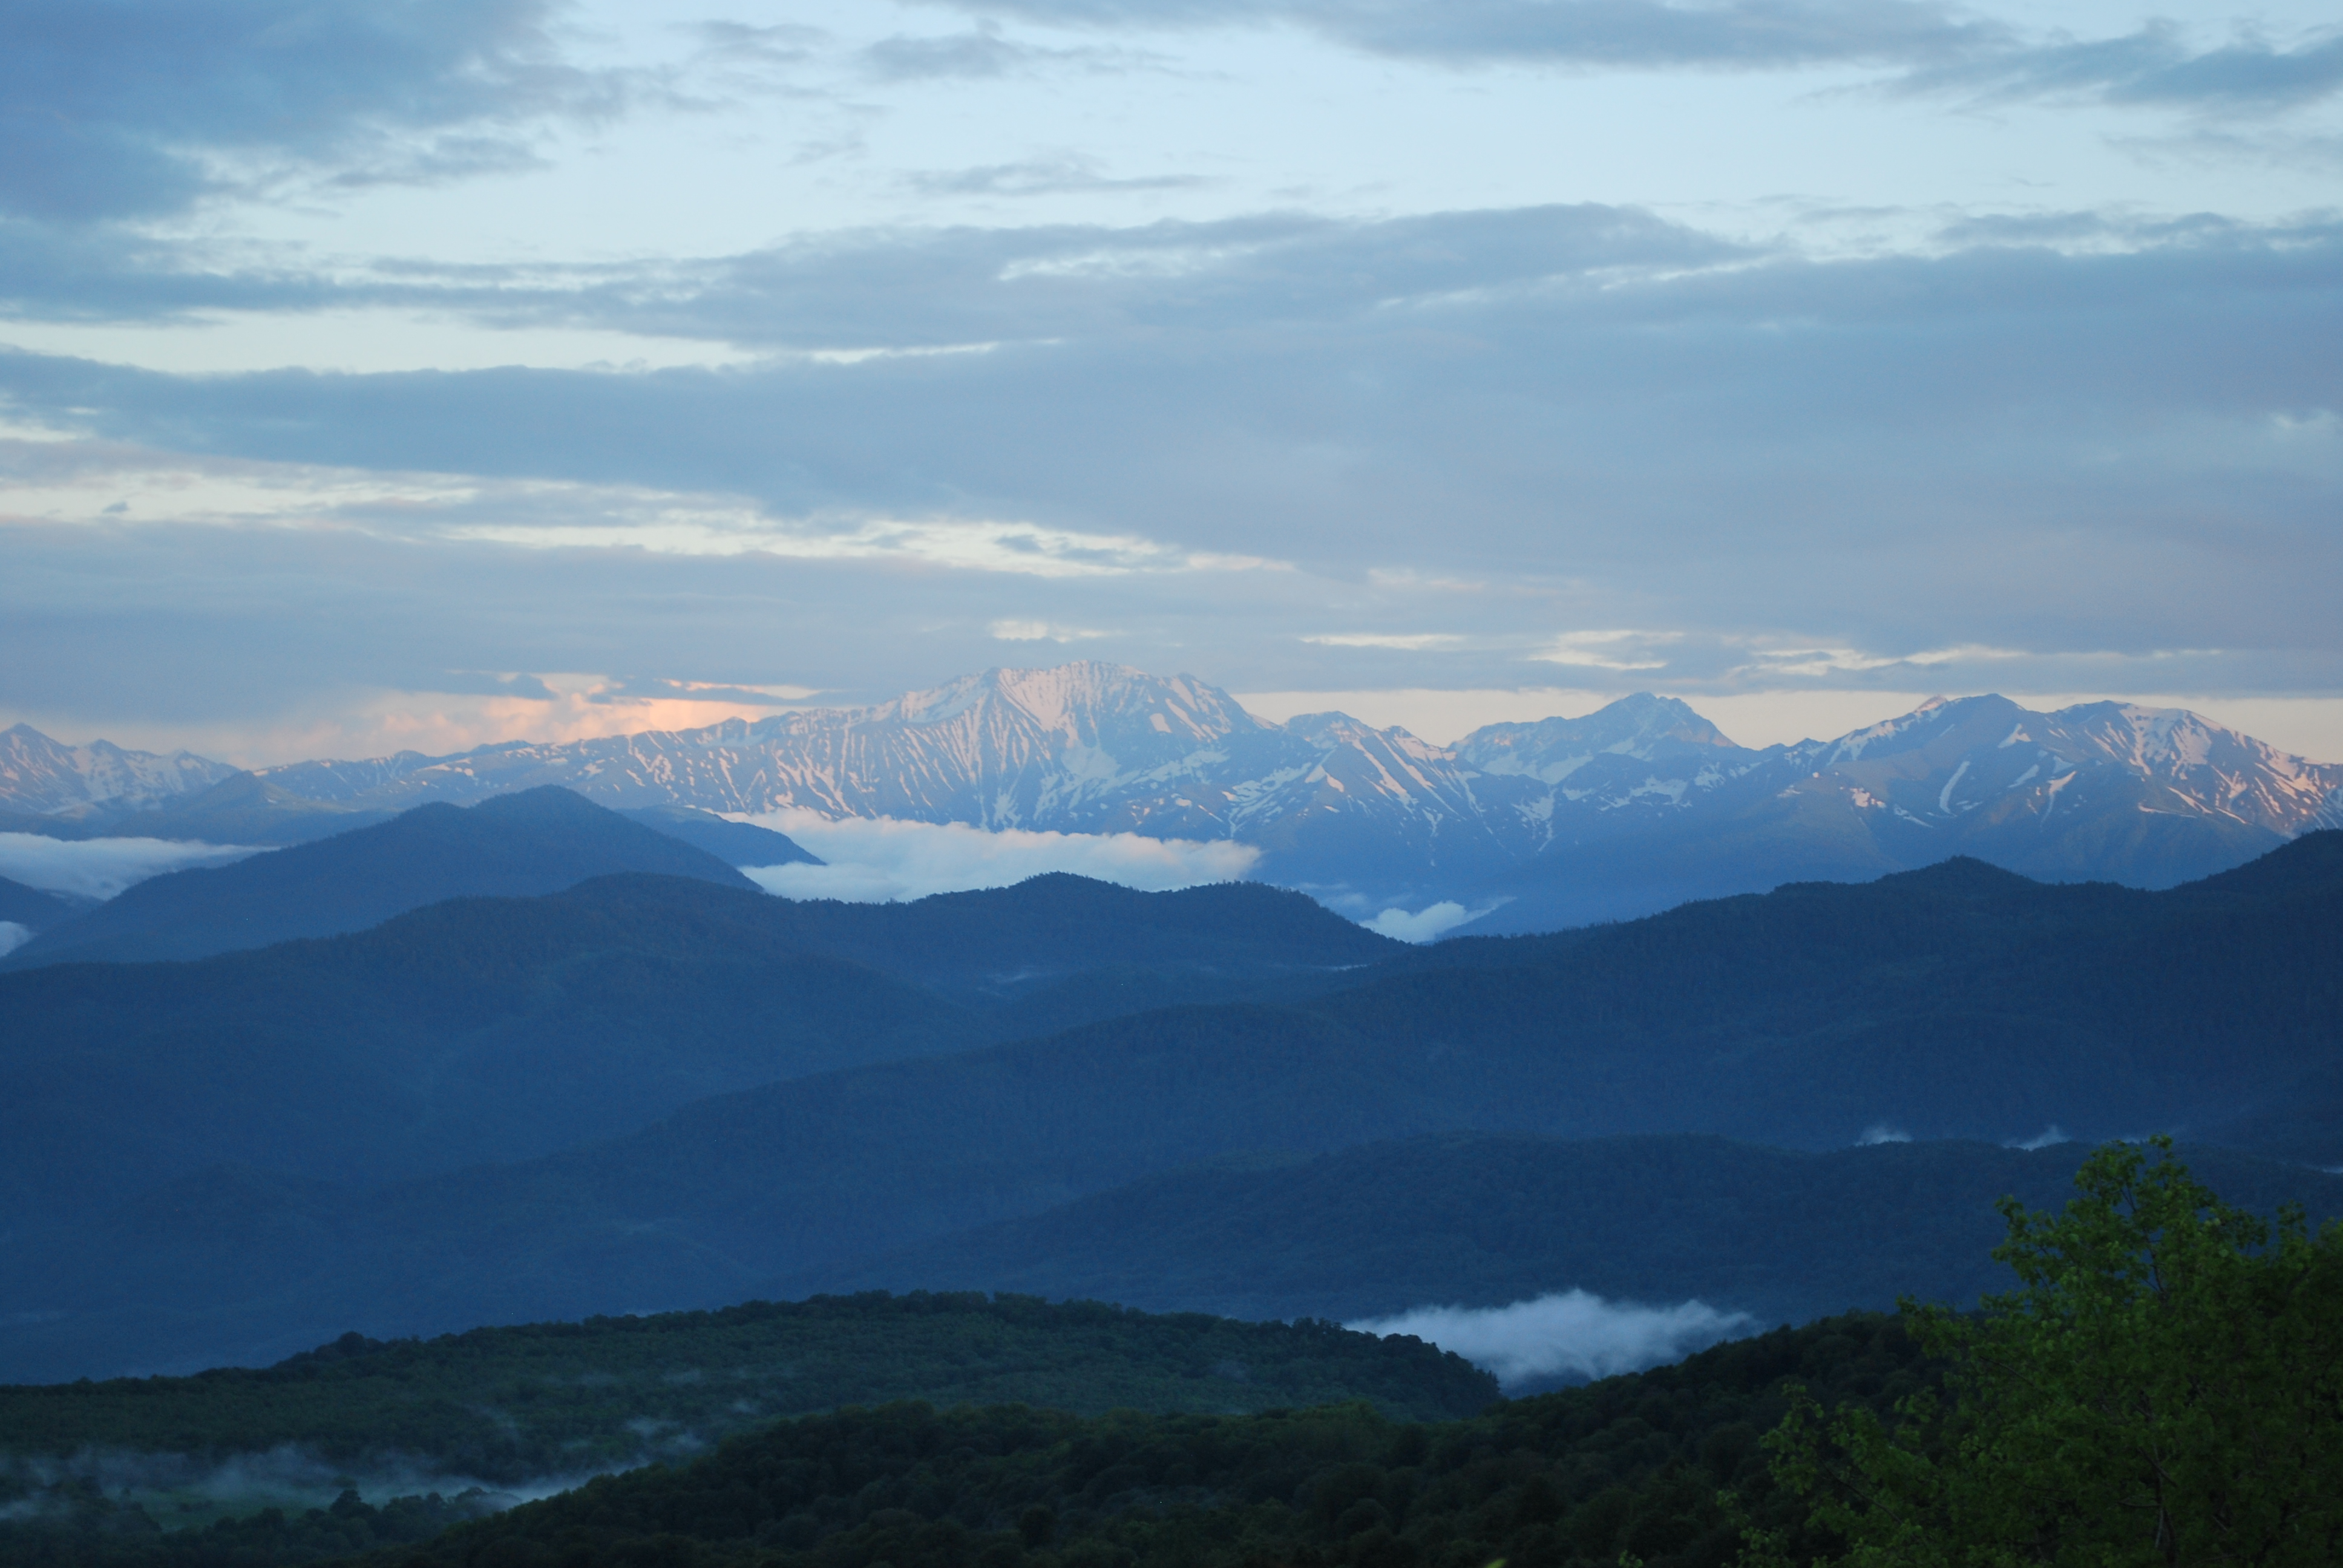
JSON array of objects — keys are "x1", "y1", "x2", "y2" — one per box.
[
  {"x1": 741, "y1": 812, "x2": 1259, "y2": 903},
  {"x1": 1350, "y1": 1291, "x2": 1755, "y2": 1387},
  {"x1": 0, "y1": 832, "x2": 261, "y2": 901},
  {"x1": 2, "y1": 0, "x2": 2338, "y2": 772}
]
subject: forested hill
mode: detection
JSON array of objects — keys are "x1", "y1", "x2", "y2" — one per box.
[
  {"x1": 0, "y1": 1293, "x2": 1496, "y2": 1485},
  {"x1": 3, "y1": 786, "x2": 758, "y2": 969},
  {"x1": 0, "y1": 872, "x2": 76, "y2": 932},
  {"x1": 328, "y1": 1313, "x2": 1928, "y2": 1568},
  {"x1": 818, "y1": 1134, "x2": 2343, "y2": 1328},
  {"x1": 0, "y1": 1309, "x2": 1924, "y2": 1568},
  {"x1": 0, "y1": 869, "x2": 1391, "y2": 1233},
  {"x1": 8, "y1": 836, "x2": 2339, "y2": 1383}
]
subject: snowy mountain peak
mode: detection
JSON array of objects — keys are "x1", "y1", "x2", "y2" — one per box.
[
  {"x1": 0, "y1": 724, "x2": 239, "y2": 817},
  {"x1": 2060, "y1": 701, "x2": 2235, "y2": 773},
  {"x1": 2047, "y1": 700, "x2": 2338, "y2": 831},
  {"x1": 1455, "y1": 692, "x2": 1742, "y2": 784},
  {"x1": 854, "y1": 662, "x2": 1260, "y2": 746}
]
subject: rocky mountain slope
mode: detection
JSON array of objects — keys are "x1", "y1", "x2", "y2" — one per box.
[
  {"x1": 7, "y1": 665, "x2": 2338, "y2": 926},
  {"x1": 0, "y1": 723, "x2": 237, "y2": 822}
]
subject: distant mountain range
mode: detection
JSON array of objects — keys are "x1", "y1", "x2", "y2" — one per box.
[
  {"x1": 818, "y1": 1132, "x2": 2343, "y2": 1333},
  {"x1": 5, "y1": 831, "x2": 2336, "y2": 1380},
  {"x1": 6, "y1": 665, "x2": 2338, "y2": 929},
  {"x1": 0, "y1": 788, "x2": 768, "y2": 968}
]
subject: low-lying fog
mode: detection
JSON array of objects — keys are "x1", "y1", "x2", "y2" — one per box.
[
  {"x1": 1, "y1": 811, "x2": 1476, "y2": 942},
  {"x1": 741, "y1": 810, "x2": 1477, "y2": 941},
  {"x1": 741, "y1": 811, "x2": 1260, "y2": 902},
  {"x1": 0, "y1": 832, "x2": 261, "y2": 900},
  {"x1": 0, "y1": 1445, "x2": 585, "y2": 1532},
  {"x1": 1350, "y1": 1290, "x2": 1755, "y2": 1390}
]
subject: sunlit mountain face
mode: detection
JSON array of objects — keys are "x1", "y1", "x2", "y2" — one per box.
[{"x1": 7, "y1": 664, "x2": 2338, "y2": 930}]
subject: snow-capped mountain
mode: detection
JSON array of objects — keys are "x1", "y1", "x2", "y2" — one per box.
[
  {"x1": 0, "y1": 724, "x2": 238, "y2": 820},
  {"x1": 246, "y1": 665, "x2": 1519, "y2": 888},
  {"x1": 5, "y1": 665, "x2": 2337, "y2": 928},
  {"x1": 1452, "y1": 692, "x2": 2343, "y2": 930}
]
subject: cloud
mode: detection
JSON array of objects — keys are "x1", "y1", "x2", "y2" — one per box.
[
  {"x1": 990, "y1": 619, "x2": 1110, "y2": 641},
  {"x1": 425, "y1": 671, "x2": 559, "y2": 701},
  {"x1": 1532, "y1": 631, "x2": 1674, "y2": 671},
  {"x1": 3, "y1": 207, "x2": 2341, "y2": 745},
  {"x1": 1349, "y1": 1289, "x2": 1753, "y2": 1387},
  {"x1": 859, "y1": 25, "x2": 1157, "y2": 82},
  {"x1": 902, "y1": 159, "x2": 1207, "y2": 198},
  {"x1": 737, "y1": 812, "x2": 1259, "y2": 901},
  {"x1": 0, "y1": 921, "x2": 29, "y2": 958},
  {"x1": 1364, "y1": 900, "x2": 1476, "y2": 941},
  {"x1": 913, "y1": 1, "x2": 2343, "y2": 120},
  {"x1": 3, "y1": 198, "x2": 1740, "y2": 338},
  {"x1": 1903, "y1": 24, "x2": 2343, "y2": 116},
  {"x1": 0, "y1": 0, "x2": 637, "y2": 223},
  {"x1": 0, "y1": 832, "x2": 263, "y2": 900},
  {"x1": 1304, "y1": 633, "x2": 1463, "y2": 651},
  {"x1": 1858, "y1": 1123, "x2": 1912, "y2": 1146},
  {"x1": 921, "y1": 0, "x2": 2005, "y2": 70},
  {"x1": 582, "y1": 676, "x2": 817, "y2": 707},
  {"x1": 2007, "y1": 1125, "x2": 2070, "y2": 1151},
  {"x1": 0, "y1": 1443, "x2": 565, "y2": 1528}
]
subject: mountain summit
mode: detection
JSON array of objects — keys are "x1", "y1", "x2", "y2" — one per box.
[{"x1": 4, "y1": 667, "x2": 2336, "y2": 929}]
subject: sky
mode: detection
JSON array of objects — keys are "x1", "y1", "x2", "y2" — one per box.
[{"x1": 4, "y1": 0, "x2": 2341, "y2": 766}]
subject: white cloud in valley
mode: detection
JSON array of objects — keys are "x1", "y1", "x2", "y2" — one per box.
[
  {"x1": 0, "y1": 832, "x2": 263, "y2": 900},
  {"x1": 1364, "y1": 901, "x2": 1481, "y2": 942},
  {"x1": 1350, "y1": 1290, "x2": 1755, "y2": 1387},
  {"x1": 739, "y1": 812, "x2": 1259, "y2": 903}
]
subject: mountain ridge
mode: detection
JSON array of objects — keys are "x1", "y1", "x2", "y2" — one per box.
[
  {"x1": 2, "y1": 786, "x2": 762, "y2": 969},
  {"x1": 6, "y1": 667, "x2": 2338, "y2": 927},
  {"x1": 5, "y1": 833, "x2": 2332, "y2": 1381}
]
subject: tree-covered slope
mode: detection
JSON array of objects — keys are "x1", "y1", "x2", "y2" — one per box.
[
  {"x1": 617, "y1": 804, "x2": 821, "y2": 867},
  {"x1": 816, "y1": 1134, "x2": 2343, "y2": 1328},
  {"x1": 8, "y1": 838, "x2": 2338, "y2": 1382},
  {"x1": 4, "y1": 787, "x2": 758, "y2": 969},
  {"x1": 0, "y1": 872, "x2": 76, "y2": 932},
  {"x1": 0, "y1": 1293, "x2": 1496, "y2": 1486},
  {"x1": 0, "y1": 1310, "x2": 1924, "y2": 1568},
  {"x1": 0, "y1": 878, "x2": 972, "y2": 1227},
  {"x1": 321, "y1": 1313, "x2": 1927, "y2": 1568},
  {"x1": 0, "y1": 869, "x2": 1394, "y2": 1232}
]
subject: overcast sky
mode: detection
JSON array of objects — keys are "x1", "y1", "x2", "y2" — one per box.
[{"x1": 4, "y1": 0, "x2": 2340, "y2": 764}]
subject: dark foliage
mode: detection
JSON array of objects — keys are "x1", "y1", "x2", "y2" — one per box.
[
  {"x1": 824, "y1": 1134, "x2": 2343, "y2": 1329},
  {"x1": 315, "y1": 1312, "x2": 1926, "y2": 1568},
  {"x1": 0, "y1": 1481, "x2": 497, "y2": 1568},
  {"x1": 0, "y1": 1295, "x2": 1496, "y2": 1483}
]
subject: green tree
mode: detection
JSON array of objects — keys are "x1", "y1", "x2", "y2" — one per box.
[{"x1": 1748, "y1": 1137, "x2": 2343, "y2": 1567}]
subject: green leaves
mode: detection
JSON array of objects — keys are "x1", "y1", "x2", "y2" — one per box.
[{"x1": 1757, "y1": 1138, "x2": 2343, "y2": 1567}]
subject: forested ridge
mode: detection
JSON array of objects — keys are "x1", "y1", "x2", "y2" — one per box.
[
  {"x1": 326, "y1": 1313, "x2": 1925, "y2": 1568},
  {"x1": 0, "y1": 1315, "x2": 1919, "y2": 1568},
  {"x1": 11, "y1": 838, "x2": 2342, "y2": 1386},
  {"x1": 0, "y1": 1295, "x2": 1495, "y2": 1483}
]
